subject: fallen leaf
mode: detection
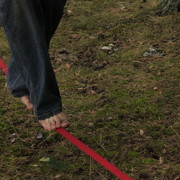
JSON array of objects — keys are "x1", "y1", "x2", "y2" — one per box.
[
  {"x1": 11, "y1": 133, "x2": 16, "y2": 136},
  {"x1": 65, "y1": 63, "x2": 71, "y2": 69},
  {"x1": 109, "y1": 43, "x2": 115, "y2": 47},
  {"x1": 55, "y1": 174, "x2": 62, "y2": 179},
  {"x1": 67, "y1": 9, "x2": 73, "y2": 14},
  {"x1": 162, "y1": 149, "x2": 166, "y2": 153},
  {"x1": 39, "y1": 157, "x2": 50, "y2": 162},
  {"x1": 140, "y1": 129, "x2": 144, "y2": 136},
  {"x1": 88, "y1": 123, "x2": 94, "y2": 127},
  {"x1": 153, "y1": 87, "x2": 158, "y2": 90},
  {"x1": 159, "y1": 157, "x2": 164, "y2": 164},
  {"x1": 10, "y1": 138, "x2": 16, "y2": 143},
  {"x1": 107, "y1": 117, "x2": 113, "y2": 121},
  {"x1": 91, "y1": 90, "x2": 96, "y2": 95},
  {"x1": 157, "y1": 90, "x2": 162, "y2": 95}
]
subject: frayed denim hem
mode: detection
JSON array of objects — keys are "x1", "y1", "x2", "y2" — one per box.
[
  {"x1": 11, "y1": 90, "x2": 29, "y2": 98},
  {"x1": 37, "y1": 107, "x2": 62, "y2": 120}
]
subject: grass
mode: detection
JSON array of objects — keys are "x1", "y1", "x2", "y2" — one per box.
[{"x1": 0, "y1": 0, "x2": 180, "y2": 179}]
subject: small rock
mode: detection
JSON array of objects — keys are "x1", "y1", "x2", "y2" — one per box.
[
  {"x1": 100, "y1": 43, "x2": 115, "y2": 51},
  {"x1": 143, "y1": 46, "x2": 164, "y2": 57},
  {"x1": 100, "y1": 46, "x2": 112, "y2": 51},
  {"x1": 36, "y1": 132, "x2": 43, "y2": 140}
]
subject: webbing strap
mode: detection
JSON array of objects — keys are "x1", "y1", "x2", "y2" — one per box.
[{"x1": 0, "y1": 58, "x2": 132, "y2": 180}]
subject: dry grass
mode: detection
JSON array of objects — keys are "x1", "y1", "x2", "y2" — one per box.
[{"x1": 0, "y1": 0, "x2": 180, "y2": 179}]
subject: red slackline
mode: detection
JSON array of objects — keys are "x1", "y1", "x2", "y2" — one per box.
[
  {"x1": 0, "y1": 58, "x2": 8, "y2": 75},
  {"x1": 0, "y1": 58, "x2": 132, "y2": 180},
  {"x1": 56, "y1": 128, "x2": 132, "y2": 180}
]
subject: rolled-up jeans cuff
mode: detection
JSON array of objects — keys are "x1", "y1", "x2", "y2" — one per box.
[
  {"x1": 37, "y1": 107, "x2": 63, "y2": 120},
  {"x1": 11, "y1": 90, "x2": 30, "y2": 98}
]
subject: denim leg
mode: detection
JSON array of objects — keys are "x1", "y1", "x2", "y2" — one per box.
[
  {"x1": 41, "y1": 0, "x2": 67, "y2": 47},
  {"x1": 0, "y1": 0, "x2": 66, "y2": 120},
  {"x1": 6, "y1": 56, "x2": 29, "y2": 98},
  {"x1": 5, "y1": 0, "x2": 67, "y2": 99}
]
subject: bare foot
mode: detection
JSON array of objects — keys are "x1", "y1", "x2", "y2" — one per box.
[
  {"x1": 20, "y1": 95, "x2": 34, "y2": 111},
  {"x1": 39, "y1": 112, "x2": 69, "y2": 131}
]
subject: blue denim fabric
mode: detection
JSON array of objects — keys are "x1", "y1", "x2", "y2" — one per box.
[{"x1": 0, "y1": 0, "x2": 66, "y2": 120}]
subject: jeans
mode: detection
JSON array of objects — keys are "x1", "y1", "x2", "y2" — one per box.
[{"x1": 0, "y1": 0, "x2": 66, "y2": 120}]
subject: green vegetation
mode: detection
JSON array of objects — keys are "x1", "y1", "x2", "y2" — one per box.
[{"x1": 0, "y1": 0, "x2": 179, "y2": 179}]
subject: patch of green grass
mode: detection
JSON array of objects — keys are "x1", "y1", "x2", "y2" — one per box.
[
  {"x1": 0, "y1": 0, "x2": 180, "y2": 179},
  {"x1": 128, "y1": 151, "x2": 140, "y2": 158}
]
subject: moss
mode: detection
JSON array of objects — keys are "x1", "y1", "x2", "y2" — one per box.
[
  {"x1": 128, "y1": 151, "x2": 140, "y2": 158},
  {"x1": 0, "y1": 0, "x2": 179, "y2": 179}
]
